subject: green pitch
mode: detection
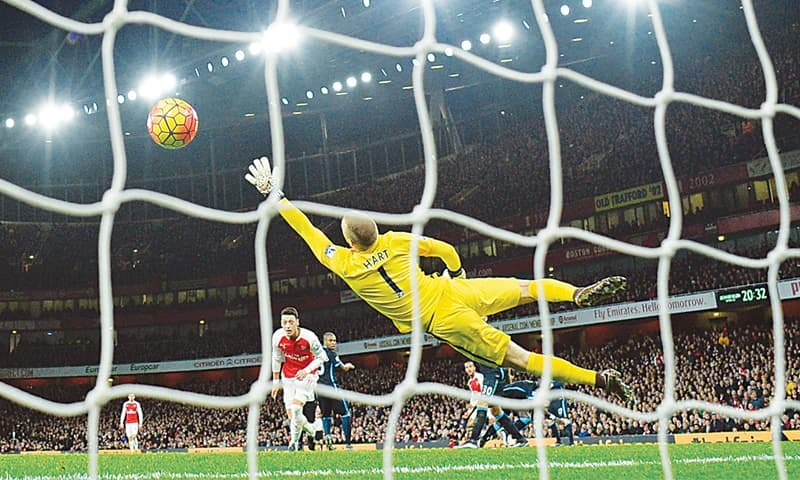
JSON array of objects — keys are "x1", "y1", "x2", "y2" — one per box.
[{"x1": 4, "y1": 442, "x2": 800, "y2": 480}]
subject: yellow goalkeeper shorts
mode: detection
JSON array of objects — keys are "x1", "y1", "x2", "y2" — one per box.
[{"x1": 427, "y1": 277, "x2": 521, "y2": 367}]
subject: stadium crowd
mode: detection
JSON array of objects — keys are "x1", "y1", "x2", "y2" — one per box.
[
  {"x1": 1, "y1": 316, "x2": 799, "y2": 452},
  {"x1": 4, "y1": 237, "x2": 800, "y2": 368}
]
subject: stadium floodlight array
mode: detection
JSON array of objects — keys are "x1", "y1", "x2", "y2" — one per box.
[{"x1": 0, "y1": 0, "x2": 799, "y2": 479}]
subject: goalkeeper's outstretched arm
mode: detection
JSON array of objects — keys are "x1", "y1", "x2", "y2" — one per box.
[
  {"x1": 246, "y1": 156, "x2": 465, "y2": 276},
  {"x1": 245, "y1": 157, "x2": 342, "y2": 270},
  {"x1": 419, "y1": 236, "x2": 464, "y2": 278}
]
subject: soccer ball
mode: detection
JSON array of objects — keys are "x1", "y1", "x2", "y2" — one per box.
[{"x1": 146, "y1": 97, "x2": 199, "y2": 149}]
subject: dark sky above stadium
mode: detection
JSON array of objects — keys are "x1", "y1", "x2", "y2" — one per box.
[{"x1": 0, "y1": 0, "x2": 794, "y2": 157}]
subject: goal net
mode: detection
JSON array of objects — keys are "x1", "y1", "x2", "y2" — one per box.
[{"x1": 0, "y1": 0, "x2": 798, "y2": 479}]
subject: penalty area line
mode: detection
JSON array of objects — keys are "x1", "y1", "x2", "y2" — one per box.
[{"x1": 6, "y1": 454, "x2": 800, "y2": 479}]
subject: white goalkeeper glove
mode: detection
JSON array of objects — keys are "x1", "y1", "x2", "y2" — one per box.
[
  {"x1": 442, "y1": 267, "x2": 466, "y2": 279},
  {"x1": 244, "y1": 156, "x2": 282, "y2": 197}
]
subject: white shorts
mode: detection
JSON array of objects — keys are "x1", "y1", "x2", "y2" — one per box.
[
  {"x1": 125, "y1": 422, "x2": 139, "y2": 438},
  {"x1": 282, "y1": 374, "x2": 318, "y2": 409}
]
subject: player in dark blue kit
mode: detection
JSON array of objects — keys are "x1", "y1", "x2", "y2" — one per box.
[
  {"x1": 479, "y1": 376, "x2": 537, "y2": 445},
  {"x1": 317, "y1": 331, "x2": 356, "y2": 450},
  {"x1": 457, "y1": 362, "x2": 528, "y2": 448},
  {"x1": 482, "y1": 376, "x2": 574, "y2": 446},
  {"x1": 546, "y1": 381, "x2": 574, "y2": 446}
]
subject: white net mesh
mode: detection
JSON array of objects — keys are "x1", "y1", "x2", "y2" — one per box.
[{"x1": 0, "y1": 0, "x2": 799, "y2": 479}]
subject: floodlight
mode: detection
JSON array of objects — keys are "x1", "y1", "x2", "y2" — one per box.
[
  {"x1": 332, "y1": 81, "x2": 343, "y2": 92},
  {"x1": 138, "y1": 75, "x2": 161, "y2": 99},
  {"x1": 461, "y1": 40, "x2": 472, "y2": 51},
  {"x1": 127, "y1": 90, "x2": 137, "y2": 101},
  {"x1": 427, "y1": 53, "x2": 436, "y2": 62},
  {"x1": 207, "y1": 62, "x2": 214, "y2": 73},
  {"x1": 395, "y1": 63, "x2": 403, "y2": 72},
  {"x1": 479, "y1": 33, "x2": 491, "y2": 45},
  {"x1": 262, "y1": 22, "x2": 301, "y2": 54},
  {"x1": 306, "y1": 90, "x2": 314, "y2": 99},
  {"x1": 321, "y1": 86, "x2": 329, "y2": 95},
  {"x1": 281, "y1": 97, "x2": 289, "y2": 105},
  {"x1": 561, "y1": 5, "x2": 570, "y2": 16},
  {"x1": 24, "y1": 113, "x2": 37, "y2": 126},
  {"x1": 5, "y1": 118, "x2": 14, "y2": 128},
  {"x1": 583, "y1": 0, "x2": 592, "y2": 7},
  {"x1": 117, "y1": 94, "x2": 125, "y2": 104},
  {"x1": 59, "y1": 105, "x2": 74, "y2": 122},
  {"x1": 493, "y1": 21, "x2": 514, "y2": 43},
  {"x1": 444, "y1": 47, "x2": 454, "y2": 57},
  {"x1": 248, "y1": 42, "x2": 262, "y2": 55},
  {"x1": 346, "y1": 76, "x2": 357, "y2": 88},
  {"x1": 38, "y1": 105, "x2": 61, "y2": 128},
  {"x1": 235, "y1": 50, "x2": 245, "y2": 61},
  {"x1": 361, "y1": 72, "x2": 372, "y2": 83},
  {"x1": 221, "y1": 56, "x2": 229, "y2": 67},
  {"x1": 161, "y1": 74, "x2": 176, "y2": 90}
]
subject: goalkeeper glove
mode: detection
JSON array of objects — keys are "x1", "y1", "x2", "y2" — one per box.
[
  {"x1": 244, "y1": 156, "x2": 283, "y2": 198},
  {"x1": 442, "y1": 267, "x2": 466, "y2": 279}
]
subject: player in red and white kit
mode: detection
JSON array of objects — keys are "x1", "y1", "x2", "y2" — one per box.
[
  {"x1": 119, "y1": 393, "x2": 143, "y2": 452},
  {"x1": 272, "y1": 306, "x2": 328, "y2": 451},
  {"x1": 461, "y1": 360, "x2": 485, "y2": 431}
]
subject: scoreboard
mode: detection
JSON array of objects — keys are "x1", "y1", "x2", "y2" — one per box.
[{"x1": 715, "y1": 283, "x2": 769, "y2": 306}]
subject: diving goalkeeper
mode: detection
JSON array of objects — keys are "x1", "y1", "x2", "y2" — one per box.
[{"x1": 246, "y1": 157, "x2": 632, "y2": 402}]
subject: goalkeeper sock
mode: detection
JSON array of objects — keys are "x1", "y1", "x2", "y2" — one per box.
[
  {"x1": 528, "y1": 279, "x2": 577, "y2": 302},
  {"x1": 525, "y1": 353, "x2": 596, "y2": 386}
]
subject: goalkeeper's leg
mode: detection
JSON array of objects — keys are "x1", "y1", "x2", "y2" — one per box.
[
  {"x1": 502, "y1": 342, "x2": 632, "y2": 402},
  {"x1": 518, "y1": 277, "x2": 627, "y2": 308}
]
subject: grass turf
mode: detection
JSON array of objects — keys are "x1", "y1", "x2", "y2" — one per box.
[{"x1": 3, "y1": 442, "x2": 800, "y2": 479}]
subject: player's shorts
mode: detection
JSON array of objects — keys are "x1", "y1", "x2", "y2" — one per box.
[
  {"x1": 427, "y1": 277, "x2": 520, "y2": 367},
  {"x1": 480, "y1": 368, "x2": 510, "y2": 396},
  {"x1": 548, "y1": 398, "x2": 569, "y2": 419},
  {"x1": 125, "y1": 422, "x2": 139, "y2": 438},
  {"x1": 501, "y1": 380, "x2": 538, "y2": 400},
  {"x1": 317, "y1": 392, "x2": 350, "y2": 417},
  {"x1": 282, "y1": 374, "x2": 319, "y2": 409}
]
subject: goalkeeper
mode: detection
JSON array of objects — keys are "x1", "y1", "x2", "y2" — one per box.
[{"x1": 246, "y1": 157, "x2": 631, "y2": 402}]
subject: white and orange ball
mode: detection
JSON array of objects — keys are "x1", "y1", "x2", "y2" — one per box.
[{"x1": 146, "y1": 97, "x2": 199, "y2": 149}]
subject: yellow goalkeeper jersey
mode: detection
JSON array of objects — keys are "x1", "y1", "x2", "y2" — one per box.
[{"x1": 278, "y1": 198, "x2": 462, "y2": 333}]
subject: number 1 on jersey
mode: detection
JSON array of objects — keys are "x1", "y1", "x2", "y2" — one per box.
[{"x1": 377, "y1": 266, "x2": 404, "y2": 298}]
